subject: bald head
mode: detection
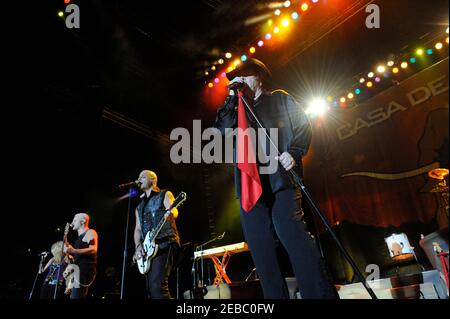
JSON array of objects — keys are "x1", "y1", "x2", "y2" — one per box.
[{"x1": 71, "y1": 213, "x2": 90, "y2": 231}]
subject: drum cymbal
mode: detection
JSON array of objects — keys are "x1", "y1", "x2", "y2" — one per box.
[
  {"x1": 428, "y1": 168, "x2": 449, "y2": 180},
  {"x1": 430, "y1": 186, "x2": 449, "y2": 193}
]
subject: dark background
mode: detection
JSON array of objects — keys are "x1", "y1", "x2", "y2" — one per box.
[{"x1": 2, "y1": 0, "x2": 448, "y2": 299}]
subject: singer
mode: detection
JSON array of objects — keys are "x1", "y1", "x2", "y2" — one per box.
[
  {"x1": 132, "y1": 170, "x2": 181, "y2": 299},
  {"x1": 38, "y1": 241, "x2": 70, "y2": 299},
  {"x1": 214, "y1": 58, "x2": 337, "y2": 299}
]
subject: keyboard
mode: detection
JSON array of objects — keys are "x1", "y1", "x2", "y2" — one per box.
[{"x1": 194, "y1": 242, "x2": 249, "y2": 259}]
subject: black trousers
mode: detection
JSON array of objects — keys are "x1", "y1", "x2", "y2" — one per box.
[
  {"x1": 240, "y1": 187, "x2": 338, "y2": 299},
  {"x1": 70, "y1": 263, "x2": 96, "y2": 300},
  {"x1": 145, "y1": 243, "x2": 175, "y2": 299}
]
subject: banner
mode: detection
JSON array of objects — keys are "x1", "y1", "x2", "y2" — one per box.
[{"x1": 304, "y1": 58, "x2": 449, "y2": 227}]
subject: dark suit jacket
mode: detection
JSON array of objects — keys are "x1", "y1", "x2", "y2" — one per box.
[{"x1": 214, "y1": 90, "x2": 312, "y2": 197}]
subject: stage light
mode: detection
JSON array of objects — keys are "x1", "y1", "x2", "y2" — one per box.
[
  {"x1": 359, "y1": 78, "x2": 365, "y2": 83},
  {"x1": 409, "y1": 57, "x2": 416, "y2": 63},
  {"x1": 312, "y1": 0, "x2": 319, "y2": 3},
  {"x1": 249, "y1": 47, "x2": 256, "y2": 54},
  {"x1": 355, "y1": 88, "x2": 361, "y2": 95},
  {"x1": 301, "y1": 3, "x2": 309, "y2": 11},
  {"x1": 401, "y1": 62, "x2": 408, "y2": 69},
  {"x1": 227, "y1": 66, "x2": 234, "y2": 72},
  {"x1": 218, "y1": 59, "x2": 224, "y2": 64},
  {"x1": 447, "y1": 27, "x2": 449, "y2": 34},
  {"x1": 221, "y1": 72, "x2": 226, "y2": 78},
  {"x1": 375, "y1": 77, "x2": 381, "y2": 83},
  {"x1": 347, "y1": 93, "x2": 354, "y2": 99},
  {"x1": 326, "y1": 96, "x2": 333, "y2": 102},
  {"x1": 274, "y1": 27, "x2": 280, "y2": 34},
  {"x1": 258, "y1": 40, "x2": 264, "y2": 47},
  {"x1": 64, "y1": 0, "x2": 71, "y2": 4},
  {"x1": 275, "y1": 9, "x2": 281, "y2": 16},
  {"x1": 435, "y1": 42, "x2": 443, "y2": 50},
  {"x1": 387, "y1": 61, "x2": 394, "y2": 67},
  {"x1": 340, "y1": 97, "x2": 346, "y2": 103},
  {"x1": 392, "y1": 67, "x2": 399, "y2": 74},
  {"x1": 426, "y1": 49, "x2": 433, "y2": 55},
  {"x1": 268, "y1": 20, "x2": 273, "y2": 26},
  {"x1": 291, "y1": 12, "x2": 299, "y2": 20},
  {"x1": 446, "y1": 37, "x2": 449, "y2": 44},
  {"x1": 377, "y1": 65, "x2": 386, "y2": 73},
  {"x1": 211, "y1": 66, "x2": 216, "y2": 71},
  {"x1": 367, "y1": 72, "x2": 374, "y2": 78},
  {"x1": 214, "y1": 78, "x2": 220, "y2": 84},
  {"x1": 204, "y1": 71, "x2": 209, "y2": 76},
  {"x1": 415, "y1": 49, "x2": 424, "y2": 56},
  {"x1": 233, "y1": 59, "x2": 241, "y2": 67},
  {"x1": 284, "y1": 1, "x2": 291, "y2": 8},
  {"x1": 58, "y1": 11, "x2": 64, "y2": 17},
  {"x1": 241, "y1": 55, "x2": 247, "y2": 62},
  {"x1": 265, "y1": 33, "x2": 272, "y2": 40},
  {"x1": 305, "y1": 98, "x2": 327, "y2": 116},
  {"x1": 208, "y1": 83, "x2": 214, "y2": 88},
  {"x1": 366, "y1": 81, "x2": 373, "y2": 88},
  {"x1": 282, "y1": 18, "x2": 290, "y2": 27},
  {"x1": 225, "y1": 52, "x2": 232, "y2": 59}
]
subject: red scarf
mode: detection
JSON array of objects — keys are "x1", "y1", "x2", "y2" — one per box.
[{"x1": 237, "y1": 92, "x2": 262, "y2": 212}]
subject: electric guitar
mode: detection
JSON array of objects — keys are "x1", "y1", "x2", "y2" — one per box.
[
  {"x1": 136, "y1": 192, "x2": 187, "y2": 275},
  {"x1": 62, "y1": 222, "x2": 76, "y2": 294}
]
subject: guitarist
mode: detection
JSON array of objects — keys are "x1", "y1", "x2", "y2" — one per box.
[
  {"x1": 133, "y1": 170, "x2": 180, "y2": 299},
  {"x1": 64, "y1": 213, "x2": 98, "y2": 299}
]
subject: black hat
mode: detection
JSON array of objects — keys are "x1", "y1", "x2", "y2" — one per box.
[{"x1": 226, "y1": 58, "x2": 272, "y2": 81}]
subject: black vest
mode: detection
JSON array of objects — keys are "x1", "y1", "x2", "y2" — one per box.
[
  {"x1": 73, "y1": 230, "x2": 97, "y2": 285},
  {"x1": 137, "y1": 189, "x2": 180, "y2": 246},
  {"x1": 74, "y1": 230, "x2": 97, "y2": 266}
]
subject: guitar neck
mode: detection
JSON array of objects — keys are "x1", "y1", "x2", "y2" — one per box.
[
  {"x1": 148, "y1": 192, "x2": 185, "y2": 241},
  {"x1": 152, "y1": 211, "x2": 171, "y2": 240},
  {"x1": 63, "y1": 223, "x2": 70, "y2": 246}
]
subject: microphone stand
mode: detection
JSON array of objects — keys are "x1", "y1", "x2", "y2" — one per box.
[
  {"x1": 192, "y1": 234, "x2": 225, "y2": 297},
  {"x1": 29, "y1": 254, "x2": 46, "y2": 300},
  {"x1": 191, "y1": 253, "x2": 196, "y2": 297},
  {"x1": 120, "y1": 186, "x2": 134, "y2": 300},
  {"x1": 240, "y1": 95, "x2": 378, "y2": 299},
  {"x1": 53, "y1": 227, "x2": 67, "y2": 300}
]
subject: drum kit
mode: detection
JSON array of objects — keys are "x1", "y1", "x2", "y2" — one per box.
[
  {"x1": 428, "y1": 167, "x2": 449, "y2": 215},
  {"x1": 384, "y1": 168, "x2": 449, "y2": 263}
]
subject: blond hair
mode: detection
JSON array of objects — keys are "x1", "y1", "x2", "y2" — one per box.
[{"x1": 51, "y1": 241, "x2": 64, "y2": 264}]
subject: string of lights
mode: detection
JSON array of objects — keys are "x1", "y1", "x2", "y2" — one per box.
[
  {"x1": 329, "y1": 27, "x2": 449, "y2": 110},
  {"x1": 203, "y1": 0, "x2": 447, "y2": 118},
  {"x1": 205, "y1": 0, "x2": 321, "y2": 88}
]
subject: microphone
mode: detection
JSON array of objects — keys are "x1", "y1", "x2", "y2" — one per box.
[
  {"x1": 217, "y1": 232, "x2": 226, "y2": 240},
  {"x1": 27, "y1": 249, "x2": 50, "y2": 257},
  {"x1": 227, "y1": 82, "x2": 245, "y2": 90},
  {"x1": 118, "y1": 180, "x2": 140, "y2": 189}
]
